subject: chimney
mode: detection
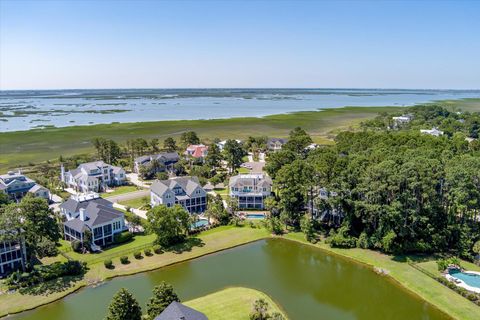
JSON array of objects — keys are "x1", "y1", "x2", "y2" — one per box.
[
  {"x1": 60, "y1": 164, "x2": 65, "y2": 182},
  {"x1": 79, "y1": 208, "x2": 86, "y2": 221}
]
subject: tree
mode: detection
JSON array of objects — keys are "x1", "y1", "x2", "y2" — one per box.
[
  {"x1": 300, "y1": 214, "x2": 315, "y2": 242},
  {"x1": 250, "y1": 298, "x2": 270, "y2": 320},
  {"x1": 150, "y1": 138, "x2": 160, "y2": 152},
  {"x1": 205, "y1": 194, "x2": 230, "y2": 225},
  {"x1": 0, "y1": 192, "x2": 10, "y2": 206},
  {"x1": 147, "y1": 205, "x2": 191, "y2": 247},
  {"x1": 180, "y1": 131, "x2": 200, "y2": 146},
  {"x1": 283, "y1": 127, "x2": 313, "y2": 154},
  {"x1": 473, "y1": 240, "x2": 480, "y2": 259},
  {"x1": 92, "y1": 137, "x2": 121, "y2": 164},
  {"x1": 266, "y1": 216, "x2": 283, "y2": 235},
  {"x1": 205, "y1": 143, "x2": 222, "y2": 169},
  {"x1": 105, "y1": 288, "x2": 142, "y2": 320},
  {"x1": 146, "y1": 282, "x2": 180, "y2": 319},
  {"x1": 264, "y1": 150, "x2": 297, "y2": 179},
  {"x1": 223, "y1": 139, "x2": 245, "y2": 173},
  {"x1": 163, "y1": 137, "x2": 178, "y2": 152}
]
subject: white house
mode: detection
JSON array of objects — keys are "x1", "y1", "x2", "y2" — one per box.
[
  {"x1": 61, "y1": 161, "x2": 126, "y2": 193},
  {"x1": 229, "y1": 174, "x2": 272, "y2": 209},
  {"x1": 420, "y1": 128, "x2": 444, "y2": 137},
  {"x1": 150, "y1": 176, "x2": 207, "y2": 214},
  {"x1": 0, "y1": 232, "x2": 27, "y2": 276},
  {"x1": 60, "y1": 193, "x2": 126, "y2": 248},
  {"x1": 216, "y1": 139, "x2": 242, "y2": 151}
]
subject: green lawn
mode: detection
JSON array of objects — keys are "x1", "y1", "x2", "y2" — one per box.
[
  {"x1": 237, "y1": 167, "x2": 250, "y2": 174},
  {"x1": 101, "y1": 185, "x2": 139, "y2": 197},
  {"x1": 118, "y1": 196, "x2": 149, "y2": 209},
  {"x1": 185, "y1": 287, "x2": 288, "y2": 320},
  {"x1": 284, "y1": 232, "x2": 480, "y2": 320}
]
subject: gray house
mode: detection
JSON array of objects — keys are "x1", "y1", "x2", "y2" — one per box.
[
  {"x1": 150, "y1": 176, "x2": 207, "y2": 214},
  {"x1": 60, "y1": 194, "x2": 126, "y2": 249},
  {"x1": 0, "y1": 171, "x2": 50, "y2": 202},
  {"x1": 229, "y1": 174, "x2": 272, "y2": 209},
  {"x1": 267, "y1": 138, "x2": 288, "y2": 152},
  {"x1": 154, "y1": 301, "x2": 207, "y2": 320},
  {"x1": 306, "y1": 187, "x2": 343, "y2": 224},
  {"x1": 134, "y1": 152, "x2": 180, "y2": 175},
  {"x1": 0, "y1": 231, "x2": 27, "y2": 277},
  {"x1": 62, "y1": 161, "x2": 126, "y2": 193}
]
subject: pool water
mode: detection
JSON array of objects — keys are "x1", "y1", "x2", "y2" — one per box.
[
  {"x1": 449, "y1": 270, "x2": 480, "y2": 288},
  {"x1": 191, "y1": 219, "x2": 209, "y2": 229},
  {"x1": 246, "y1": 214, "x2": 265, "y2": 219}
]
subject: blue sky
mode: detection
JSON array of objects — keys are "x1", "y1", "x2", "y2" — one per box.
[{"x1": 0, "y1": 0, "x2": 479, "y2": 90}]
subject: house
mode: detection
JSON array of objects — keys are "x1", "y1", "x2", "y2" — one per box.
[
  {"x1": 61, "y1": 161, "x2": 126, "y2": 193},
  {"x1": 420, "y1": 128, "x2": 444, "y2": 137},
  {"x1": 306, "y1": 187, "x2": 343, "y2": 225},
  {"x1": 305, "y1": 143, "x2": 319, "y2": 151},
  {"x1": 267, "y1": 138, "x2": 288, "y2": 152},
  {"x1": 154, "y1": 301, "x2": 207, "y2": 320},
  {"x1": 134, "y1": 152, "x2": 180, "y2": 175},
  {"x1": 185, "y1": 144, "x2": 208, "y2": 159},
  {"x1": 60, "y1": 193, "x2": 126, "y2": 248},
  {"x1": 392, "y1": 114, "x2": 413, "y2": 125},
  {"x1": 216, "y1": 139, "x2": 241, "y2": 151},
  {"x1": 150, "y1": 176, "x2": 207, "y2": 214},
  {"x1": 0, "y1": 171, "x2": 50, "y2": 202},
  {"x1": 0, "y1": 231, "x2": 27, "y2": 277},
  {"x1": 229, "y1": 174, "x2": 272, "y2": 209}
]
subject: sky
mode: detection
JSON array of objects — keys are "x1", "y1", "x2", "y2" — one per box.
[{"x1": 0, "y1": 0, "x2": 479, "y2": 90}]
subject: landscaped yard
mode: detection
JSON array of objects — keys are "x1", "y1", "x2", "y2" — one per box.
[
  {"x1": 101, "y1": 185, "x2": 139, "y2": 197},
  {"x1": 237, "y1": 167, "x2": 250, "y2": 174},
  {"x1": 119, "y1": 196, "x2": 149, "y2": 209},
  {"x1": 185, "y1": 287, "x2": 288, "y2": 320},
  {"x1": 214, "y1": 187, "x2": 229, "y2": 200}
]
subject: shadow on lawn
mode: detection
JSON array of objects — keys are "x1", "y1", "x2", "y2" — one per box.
[
  {"x1": 18, "y1": 274, "x2": 84, "y2": 296},
  {"x1": 165, "y1": 237, "x2": 205, "y2": 254}
]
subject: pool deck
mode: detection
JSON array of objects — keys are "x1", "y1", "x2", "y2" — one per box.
[{"x1": 446, "y1": 270, "x2": 480, "y2": 293}]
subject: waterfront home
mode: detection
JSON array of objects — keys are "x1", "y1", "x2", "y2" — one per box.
[
  {"x1": 150, "y1": 176, "x2": 207, "y2": 214},
  {"x1": 0, "y1": 171, "x2": 50, "y2": 202},
  {"x1": 60, "y1": 193, "x2": 126, "y2": 249},
  {"x1": 229, "y1": 174, "x2": 272, "y2": 209},
  {"x1": 392, "y1": 114, "x2": 413, "y2": 127},
  {"x1": 61, "y1": 161, "x2": 126, "y2": 193},
  {"x1": 306, "y1": 187, "x2": 343, "y2": 224},
  {"x1": 134, "y1": 152, "x2": 180, "y2": 175},
  {"x1": 154, "y1": 301, "x2": 207, "y2": 320},
  {"x1": 185, "y1": 144, "x2": 209, "y2": 160},
  {"x1": 420, "y1": 127, "x2": 444, "y2": 137},
  {"x1": 267, "y1": 138, "x2": 288, "y2": 152},
  {"x1": 216, "y1": 139, "x2": 242, "y2": 151},
  {"x1": 0, "y1": 232, "x2": 27, "y2": 277}
]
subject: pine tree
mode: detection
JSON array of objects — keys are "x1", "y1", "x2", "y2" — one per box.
[
  {"x1": 105, "y1": 288, "x2": 142, "y2": 320},
  {"x1": 146, "y1": 282, "x2": 180, "y2": 319}
]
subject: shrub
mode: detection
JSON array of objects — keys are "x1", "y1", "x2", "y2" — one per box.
[
  {"x1": 114, "y1": 231, "x2": 133, "y2": 244},
  {"x1": 104, "y1": 259, "x2": 113, "y2": 269},
  {"x1": 133, "y1": 251, "x2": 142, "y2": 259},
  {"x1": 356, "y1": 232, "x2": 370, "y2": 249},
  {"x1": 153, "y1": 245, "x2": 163, "y2": 254},
  {"x1": 120, "y1": 256, "x2": 129, "y2": 264},
  {"x1": 381, "y1": 230, "x2": 397, "y2": 253},
  {"x1": 144, "y1": 248, "x2": 152, "y2": 256},
  {"x1": 71, "y1": 240, "x2": 82, "y2": 253},
  {"x1": 329, "y1": 226, "x2": 356, "y2": 248}
]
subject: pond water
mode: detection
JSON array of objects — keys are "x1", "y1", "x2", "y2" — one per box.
[
  {"x1": 1, "y1": 88, "x2": 479, "y2": 132},
  {"x1": 10, "y1": 239, "x2": 450, "y2": 320}
]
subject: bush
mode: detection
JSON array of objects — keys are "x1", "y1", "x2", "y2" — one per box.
[
  {"x1": 104, "y1": 259, "x2": 113, "y2": 269},
  {"x1": 71, "y1": 240, "x2": 82, "y2": 253},
  {"x1": 153, "y1": 245, "x2": 163, "y2": 254},
  {"x1": 120, "y1": 256, "x2": 129, "y2": 264},
  {"x1": 381, "y1": 230, "x2": 397, "y2": 253},
  {"x1": 133, "y1": 251, "x2": 142, "y2": 259},
  {"x1": 36, "y1": 238, "x2": 59, "y2": 258},
  {"x1": 144, "y1": 248, "x2": 152, "y2": 256},
  {"x1": 329, "y1": 226, "x2": 356, "y2": 248},
  {"x1": 356, "y1": 232, "x2": 370, "y2": 249},
  {"x1": 114, "y1": 231, "x2": 133, "y2": 244}
]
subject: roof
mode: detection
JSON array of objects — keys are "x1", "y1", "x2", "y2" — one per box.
[
  {"x1": 28, "y1": 184, "x2": 48, "y2": 193},
  {"x1": 151, "y1": 176, "x2": 202, "y2": 197},
  {"x1": 135, "y1": 152, "x2": 180, "y2": 165},
  {"x1": 186, "y1": 145, "x2": 208, "y2": 158},
  {"x1": 62, "y1": 198, "x2": 124, "y2": 232},
  {"x1": 267, "y1": 138, "x2": 288, "y2": 147},
  {"x1": 60, "y1": 196, "x2": 113, "y2": 213},
  {"x1": 154, "y1": 301, "x2": 207, "y2": 320},
  {"x1": 229, "y1": 174, "x2": 272, "y2": 188}
]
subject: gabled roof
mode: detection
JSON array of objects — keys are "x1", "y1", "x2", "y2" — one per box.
[
  {"x1": 154, "y1": 301, "x2": 207, "y2": 320},
  {"x1": 229, "y1": 174, "x2": 272, "y2": 188},
  {"x1": 151, "y1": 176, "x2": 202, "y2": 197},
  {"x1": 62, "y1": 198, "x2": 123, "y2": 232},
  {"x1": 28, "y1": 184, "x2": 48, "y2": 193},
  {"x1": 60, "y1": 196, "x2": 113, "y2": 213}
]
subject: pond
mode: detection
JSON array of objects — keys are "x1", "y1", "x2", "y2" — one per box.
[{"x1": 10, "y1": 239, "x2": 450, "y2": 320}]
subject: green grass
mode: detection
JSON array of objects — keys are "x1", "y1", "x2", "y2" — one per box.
[
  {"x1": 284, "y1": 232, "x2": 480, "y2": 320},
  {"x1": 237, "y1": 167, "x2": 250, "y2": 174},
  {"x1": 0, "y1": 106, "x2": 402, "y2": 170},
  {"x1": 101, "y1": 185, "x2": 139, "y2": 197},
  {"x1": 185, "y1": 287, "x2": 288, "y2": 320},
  {"x1": 118, "y1": 196, "x2": 148, "y2": 209}
]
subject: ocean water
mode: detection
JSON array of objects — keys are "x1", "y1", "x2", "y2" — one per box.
[{"x1": 0, "y1": 88, "x2": 479, "y2": 132}]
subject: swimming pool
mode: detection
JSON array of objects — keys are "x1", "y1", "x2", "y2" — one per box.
[
  {"x1": 191, "y1": 219, "x2": 209, "y2": 229},
  {"x1": 246, "y1": 213, "x2": 265, "y2": 219},
  {"x1": 449, "y1": 269, "x2": 480, "y2": 292}
]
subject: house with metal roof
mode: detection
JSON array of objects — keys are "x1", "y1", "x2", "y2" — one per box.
[
  {"x1": 61, "y1": 161, "x2": 126, "y2": 193},
  {"x1": 266, "y1": 138, "x2": 288, "y2": 152},
  {"x1": 60, "y1": 193, "x2": 126, "y2": 248},
  {"x1": 0, "y1": 171, "x2": 50, "y2": 202},
  {"x1": 154, "y1": 301, "x2": 207, "y2": 320},
  {"x1": 229, "y1": 174, "x2": 272, "y2": 209},
  {"x1": 420, "y1": 127, "x2": 444, "y2": 137},
  {"x1": 150, "y1": 176, "x2": 207, "y2": 214},
  {"x1": 134, "y1": 152, "x2": 180, "y2": 176}
]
